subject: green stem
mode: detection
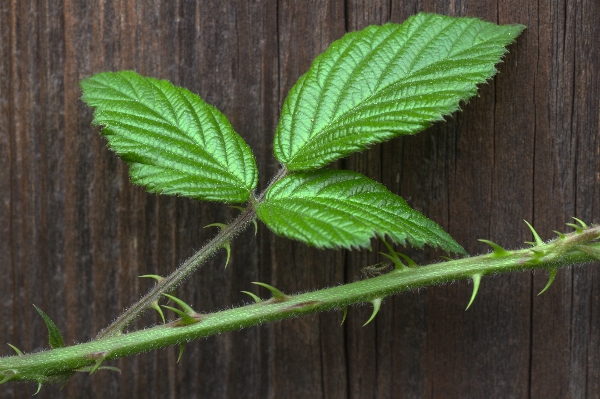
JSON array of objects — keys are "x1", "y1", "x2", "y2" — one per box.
[
  {"x1": 97, "y1": 166, "x2": 288, "y2": 339},
  {"x1": 2, "y1": 225, "x2": 598, "y2": 385}
]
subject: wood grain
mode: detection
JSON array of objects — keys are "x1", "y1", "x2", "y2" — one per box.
[{"x1": 0, "y1": 0, "x2": 598, "y2": 398}]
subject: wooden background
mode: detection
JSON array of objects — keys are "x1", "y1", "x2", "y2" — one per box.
[{"x1": 1, "y1": 0, "x2": 599, "y2": 398}]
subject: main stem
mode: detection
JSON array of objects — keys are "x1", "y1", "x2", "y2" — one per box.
[
  {"x1": 1, "y1": 225, "x2": 598, "y2": 384},
  {"x1": 97, "y1": 166, "x2": 288, "y2": 339}
]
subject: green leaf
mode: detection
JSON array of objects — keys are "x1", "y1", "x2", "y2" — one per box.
[
  {"x1": 33, "y1": 305, "x2": 65, "y2": 349},
  {"x1": 80, "y1": 71, "x2": 258, "y2": 203},
  {"x1": 256, "y1": 170, "x2": 465, "y2": 253},
  {"x1": 274, "y1": 13, "x2": 525, "y2": 170}
]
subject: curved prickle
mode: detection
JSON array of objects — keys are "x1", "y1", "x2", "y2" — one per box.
[
  {"x1": 340, "y1": 307, "x2": 348, "y2": 326},
  {"x1": 177, "y1": 344, "x2": 185, "y2": 363},
  {"x1": 363, "y1": 298, "x2": 383, "y2": 326},
  {"x1": 524, "y1": 220, "x2": 544, "y2": 246},
  {"x1": 478, "y1": 239, "x2": 509, "y2": 257},
  {"x1": 538, "y1": 268, "x2": 558, "y2": 295},
  {"x1": 6, "y1": 344, "x2": 23, "y2": 356},
  {"x1": 466, "y1": 274, "x2": 482, "y2": 310},
  {"x1": 241, "y1": 291, "x2": 262, "y2": 303},
  {"x1": 252, "y1": 282, "x2": 287, "y2": 301}
]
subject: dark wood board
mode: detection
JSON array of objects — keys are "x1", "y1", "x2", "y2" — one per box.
[{"x1": 0, "y1": 0, "x2": 598, "y2": 398}]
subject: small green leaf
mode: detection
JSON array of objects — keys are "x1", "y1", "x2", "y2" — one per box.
[
  {"x1": 256, "y1": 170, "x2": 465, "y2": 253},
  {"x1": 274, "y1": 13, "x2": 525, "y2": 170},
  {"x1": 33, "y1": 305, "x2": 65, "y2": 349},
  {"x1": 80, "y1": 71, "x2": 258, "y2": 203}
]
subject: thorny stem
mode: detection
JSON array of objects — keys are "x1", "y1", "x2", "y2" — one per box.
[
  {"x1": 1, "y1": 225, "x2": 599, "y2": 385},
  {"x1": 97, "y1": 166, "x2": 288, "y2": 339}
]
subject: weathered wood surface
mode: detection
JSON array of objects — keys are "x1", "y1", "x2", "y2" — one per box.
[{"x1": 1, "y1": 1, "x2": 598, "y2": 398}]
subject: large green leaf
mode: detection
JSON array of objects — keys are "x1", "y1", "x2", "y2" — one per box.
[
  {"x1": 256, "y1": 170, "x2": 465, "y2": 253},
  {"x1": 274, "y1": 13, "x2": 525, "y2": 170},
  {"x1": 81, "y1": 71, "x2": 258, "y2": 203}
]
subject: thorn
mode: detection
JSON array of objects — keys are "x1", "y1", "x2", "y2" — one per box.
[
  {"x1": 466, "y1": 274, "x2": 482, "y2": 310},
  {"x1": 162, "y1": 294, "x2": 196, "y2": 316},
  {"x1": 33, "y1": 305, "x2": 65, "y2": 349},
  {"x1": 177, "y1": 344, "x2": 185, "y2": 363},
  {"x1": 229, "y1": 205, "x2": 245, "y2": 212},
  {"x1": 0, "y1": 370, "x2": 17, "y2": 385},
  {"x1": 566, "y1": 223, "x2": 584, "y2": 233},
  {"x1": 524, "y1": 241, "x2": 536, "y2": 247},
  {"x1": 34, "y1": 382, "x2": 42, "y2": 395},
  {"x1": 524, "y1": 220, "x2": 544, "y2": 246},
  {"x1": 223, "y1": 241, "x2": 231, "y2": 268},
  {"x1": 150, "y1": 301, "x2": 166, "y2": 324},
  {"x1": 204, "y1": 223, "x2": 228, "y2": 230},
  {"x1": 363, "y1": 298, "x2": 383, "y2": 327},
  {"x1": 89, "y1": 358, "x2": 104, "y2": 375},
  {"x1": 380, "y1": 239, "x2": 405, "y2": 269},
  {"x1": 380, "y1": 252, "x2": 405, "y2": 269},
  {"x1": 241, "y1": 291, "x2": 262, "y2": 303},
  {"x1": 252, "y1": 282, "x2": 287, "y2": 301},
  {"x1": 7, "y1": 344, "x2": 23, "y2": 356},
  {"x1": 139, "y1": 274, "x2": 164, "y2": 282},
  {"x1": 478, "y1": 239, "x2": 509, "y2": 256},
  {"x1": 553, "y1": 230, "x2": 566, "y2": 239},
  {"x1": 161, "y1": 294, "x2": 201, "y2": 326},
  {"x1": 572, "y1": 217, "x2": 588, "y2": 229},
  {"x1": 440, "y1": 256, "x2": 453, "y2": 261},
  {"x1": 538, "y1": 268, "x2": 558, "y2": 295},
  {"x1": 341, "y1": 307, "x2": 348, "y2": 326},
  {"x1": 395, "y1": 252, "x2": 418, "y2": 267},
  {"x1": 161, "y1": 306, "x2": 199, "y2": 325},
  {"x1": 252, "y1": 220, "x2": 258, "y2": 236}
]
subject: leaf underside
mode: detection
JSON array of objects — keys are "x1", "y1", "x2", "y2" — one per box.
[
  {"x1": 80, "y1": 71, "x2": 258, "y2": 203},
  {"x1": 256, "y1": 170, "x2": 465, "y2": 254},
  {"x1": 274, "y1": 13, "x2": 526, "y2": 170}
]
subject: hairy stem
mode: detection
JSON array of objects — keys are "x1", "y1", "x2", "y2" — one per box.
[
  {"x1": 97, "y1": 166, "x2": 288, "y2": 339},
  {"x1": 2, "y1": 225, "x2": 598, "y2": 385}
]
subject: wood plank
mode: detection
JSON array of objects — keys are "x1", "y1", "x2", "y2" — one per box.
[{"x1": 0, "y1": 0, "x2": 598, "y2": 398}]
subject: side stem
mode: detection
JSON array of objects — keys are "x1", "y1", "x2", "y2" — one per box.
[{"x1": 97, "y1": 166, "x2": 288, "y2": 339}]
